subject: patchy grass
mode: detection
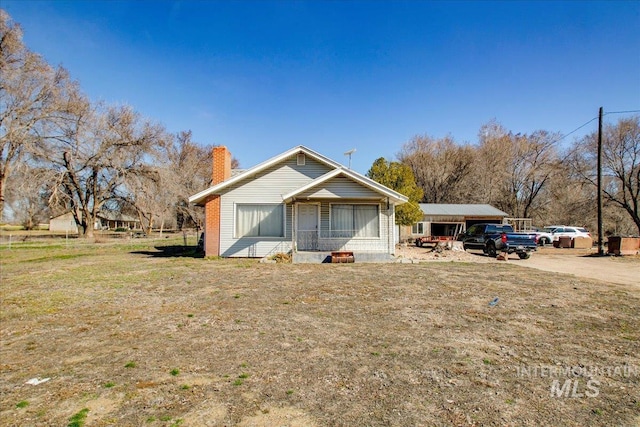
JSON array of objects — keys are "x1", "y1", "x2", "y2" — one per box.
[
  {"x1": 0, "y1": 239, "x2": 639, "y2": 426},
  {"x1": 67, "y1": 408, "x2": 89, "y2": 427}
]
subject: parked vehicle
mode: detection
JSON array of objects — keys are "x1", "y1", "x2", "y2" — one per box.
[
  {"x1": 414, "y1": 235, "x2": 455, "y2": 247},
  {"x1": 544, "y1": 225, "x2": 591, "y2": 241},
  {"x1": 533, "y1": 227, "x2": 555, "y2": 246},
  {"x1": 458, "y1": 223, "x2": 538, "y2": 259}
]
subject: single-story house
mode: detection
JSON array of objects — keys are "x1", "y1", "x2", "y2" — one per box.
[
  {"x1": 95, "y1": 212, "x2": 140, "y2": 230},
  {"x1": 189, "y1": 145, "x2": 408, "y2": 261},
  {"x1": 50, "y1": 211, "x2": 141, "y2": 233},
  {"x1": 49, "y1": 212, "x2": 78, "y2": 233},
  {"x1": 404, "y1": 203, "x2": 509, "y2": 240}
]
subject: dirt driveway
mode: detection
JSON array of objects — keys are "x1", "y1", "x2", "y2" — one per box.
[
  {"x1": 513, "y1": 250, "x2": 639, "y2": 287},
  {"x1": 397, "y1": 245, "x2": 639, "y2": 287}
]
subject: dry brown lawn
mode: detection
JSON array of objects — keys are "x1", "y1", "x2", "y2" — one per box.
[{"x1": 1, "y1": 238, "x2": 639, "y2": 426}]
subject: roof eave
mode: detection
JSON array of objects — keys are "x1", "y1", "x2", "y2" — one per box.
[
  {"x1": 188, "y1": 145, "x2": 345, "y2": 205},
  {"x1": 282, "y1": 168, "x2": 408, "y2": 205}
]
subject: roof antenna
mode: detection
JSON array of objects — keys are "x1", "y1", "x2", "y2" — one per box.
[{"x1": 344, "y1": 148, "x2": 356, "y2": 169}]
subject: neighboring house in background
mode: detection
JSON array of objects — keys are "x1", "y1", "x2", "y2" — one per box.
[
  {"x1": 189, "y1": 145, "x2": 408, "y2": 261},
  {"x1": 49, "y1": 212, "x2": 78, "y2": 233},
  {"x1": 95, "y1": 212, "x2": 141, "y2": 230},
  {"x1": 403, "y1": 203, "x2": 509, "y2": 240},
  {"x1": 50, "y1": 211, "x2": 141, "y2": 232}
]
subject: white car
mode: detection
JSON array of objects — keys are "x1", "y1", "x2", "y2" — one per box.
[
  {"x1": 534, "y1": 227, "x2": 555, "y2": 246},
  {"x1": 544, "y1": 225, "x2": 591, "y2": 241}
]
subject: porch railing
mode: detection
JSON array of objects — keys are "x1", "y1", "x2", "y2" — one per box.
[{"x1": 296, "y1": 230, "x2": 386, "y2": 252}]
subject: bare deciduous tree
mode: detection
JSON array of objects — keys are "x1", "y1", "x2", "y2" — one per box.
[
  {"x1": 503, "y1": 131, "x2": 560, "y2": 219},
  {"x1": 474, "y1": 121, "x2": 560, "y2": 220},
  {"x1": 3, "y1": 162, "x2": 53, "y2": 229},
  {"x1": 398, "y1": 135, "x2": 475, "y2": 203},
  {"x1": 0, "y1": 10, "x2": 76, "y2": 221},
  {"x1": 568, "y1": 116, "x2": 640, "y2": 234},
  {"x1": 42, "y1": 98, "x2": 165, "y2": 238},
  {"x1": 164, "y1": 131, "x2": 214, "y2": 230}
]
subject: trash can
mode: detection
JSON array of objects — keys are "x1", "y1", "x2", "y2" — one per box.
[
  {"x1": 572, "y1": 236, "x2": 593, "y2": 249},
  {"x1": 557, "y1": 236, "x2": 572, "y2": 248},
  {"x1": 607, "y1": 236, "x2": 640, "y2": 255}
]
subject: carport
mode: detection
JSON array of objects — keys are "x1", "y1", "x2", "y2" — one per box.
[{"x1": 407, "y1": 204, "x2": 509, "y2": 240}]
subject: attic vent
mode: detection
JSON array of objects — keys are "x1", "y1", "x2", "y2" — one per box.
[{"x1": 297, "y1": 153, "x2": 306, "y2": 166}]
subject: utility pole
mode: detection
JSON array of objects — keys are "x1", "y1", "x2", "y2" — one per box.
[{"x1": 597, "y1": 107, "x2": 604, "y2": 256}]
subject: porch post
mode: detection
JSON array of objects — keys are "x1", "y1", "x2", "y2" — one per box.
[
  {"x1": 292, "y1": 202, "x2": 296, "y2": 252},
  {"x1": 388, "y1": 199, "x2": 392, "y2": 255}
]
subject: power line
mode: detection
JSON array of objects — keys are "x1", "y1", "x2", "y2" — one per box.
[
  {"x1": 551, "y1": 109, "x2": 639, "y2": 146},
  {"x1": 604, "y1": 109, "x2": 640, "y2": 115},
  {"x1": 552, "y1": 116, "x2": 598, "y2": 145}
]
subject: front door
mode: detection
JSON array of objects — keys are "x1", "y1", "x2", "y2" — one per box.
[{"x1": 297, "y1": 204, "x2": 318, "y2": 250}]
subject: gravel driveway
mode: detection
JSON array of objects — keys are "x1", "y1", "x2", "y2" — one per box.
[
  {"x1": 515, "y1": 251, "x2": 639, "y2": 287},
  {"x1": 398, "y1": 245, "x2": 639, "y2": 287}
]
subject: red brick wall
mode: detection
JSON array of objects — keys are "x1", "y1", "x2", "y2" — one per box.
[
  {"x1": 204, "y1": 195, "x2": 221, "y2": 257},
  {"x1": 204, "y1": 146, "x2": 231, "y2": 257}
]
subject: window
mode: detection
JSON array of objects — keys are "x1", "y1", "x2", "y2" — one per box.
[
  {"x1": 412, "y1": 222, "x2": 425, "y2": 234},
  {"x1": 236, "y1": 204, "x2": 284, "y2": 237},
  {"x1": 330, "y1": 204, "x2": 379, "y2": 238},
  {"x1": 467, "y1": 225, "x2": 481, "y2": 235}
]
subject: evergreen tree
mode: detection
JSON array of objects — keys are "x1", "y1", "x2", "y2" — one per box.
[{"x1": 367, "y1": 158, "x2": 424, "y2": 226}]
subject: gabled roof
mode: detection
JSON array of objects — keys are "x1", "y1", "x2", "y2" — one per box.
[
  {"x1": 97, "y1": 211, "x2": 139, "y2": 222},
  {"x1": 189, "y1": 145, "x2": 408, "y2": 205},
  {"x1": 418, "y1": 203, "x2": 509, "y2": 217},
  {"x1": 282, "y1": 168, "x2": 408, "y2": 204}
]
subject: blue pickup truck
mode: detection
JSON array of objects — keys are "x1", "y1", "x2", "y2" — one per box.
[{"x1": 458, "y1": 223, "x2": 538, "y2": 259}]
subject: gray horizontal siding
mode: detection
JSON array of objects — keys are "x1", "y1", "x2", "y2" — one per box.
[
  {"x1": 219, "y1": 155, "x2": 331, "y2": 257},
  {"x1": 216, "y1": 154, "x2": 397, "y2": 257},
  {"x1": 299, "y1": 176, "x2": 383, "y2": 199}
]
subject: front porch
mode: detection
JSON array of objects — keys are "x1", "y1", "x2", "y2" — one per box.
[{"x1": 291, "y1": 200, "x2": 395, "y2": 255}]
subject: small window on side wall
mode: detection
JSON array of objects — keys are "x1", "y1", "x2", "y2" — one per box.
[
  {"x1": 412, "y1": 222, "x2": 424, "y2": 234},
  {"x1": 297, "y1": 153, "x2": 305, "y2": 166}
]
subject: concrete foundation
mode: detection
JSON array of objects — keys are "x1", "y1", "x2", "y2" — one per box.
[{"x1": 292, "y1": 251, "x2": 395, "y2": 263}]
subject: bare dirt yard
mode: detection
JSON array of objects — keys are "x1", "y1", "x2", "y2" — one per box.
[{"x1": 1, "y1": 238, "x2": 639, "y2": 426}]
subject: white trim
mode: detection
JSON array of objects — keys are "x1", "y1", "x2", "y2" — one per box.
[
  {"x1": 281, "y1": 168, "x2": 408, "y2": 204},
  {"x1": 296, "y1": 202, "x2": 320, "y2": 250},
  {"x1": 233, "y1": 202, "x2": 286, "y2": 239},
  {"x1": 296, "y1": 202, "x2": 321, "y2": 231},
  {"x1": 189, "y1": 145, "x2": 408, "y2": 205},
  {"x1": 190, "y1": 146, "x2": 344, "y2": 204},
  {"x1": 412, "y1": 222, "x2": 427, "y2": 235}
]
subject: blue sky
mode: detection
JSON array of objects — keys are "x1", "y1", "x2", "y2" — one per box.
[{"x1": 3, "y1": 1, "x2": 639, "y2": 173}]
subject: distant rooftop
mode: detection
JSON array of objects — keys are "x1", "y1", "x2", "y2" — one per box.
[{"x1": 418, "y1": 204, "x2": 509, "y2": 217}]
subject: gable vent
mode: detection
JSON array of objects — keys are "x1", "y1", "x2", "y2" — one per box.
[{"x1": 297, "y1": 153, "x2": 306, "y2": 166}]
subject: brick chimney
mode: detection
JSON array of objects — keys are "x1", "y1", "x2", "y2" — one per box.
[
  {"x1": 204, "y1": 146, "x2": 232, "y2": 257},
  {"x1": 212, "y1": 146, "x2": 232, "y2": 184}
]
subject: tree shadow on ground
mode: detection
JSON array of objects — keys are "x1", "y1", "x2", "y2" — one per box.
[{"x1": 131, "y1": 245, "x2": 204, "y2": 258}]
